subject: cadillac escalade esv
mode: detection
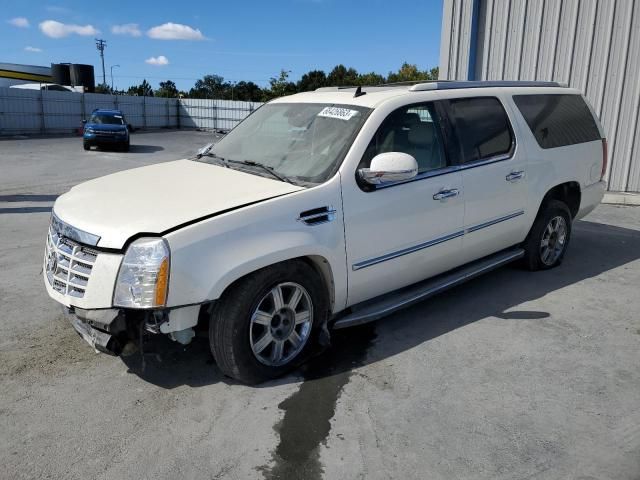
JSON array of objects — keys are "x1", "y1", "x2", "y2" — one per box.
[{"x1": 44, "y1": 81, "x2": 607, "y2": 383}]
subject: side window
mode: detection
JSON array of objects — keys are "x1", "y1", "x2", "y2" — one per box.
[
  {"x1": 512, "y1": 94, "x2": 601, "y2": 149},
  {"x1": 360, "y1": 103, "x2": 447, "y2": 174},
  {"x1": 445, "y1": 97, "x2": 513, "y2": 164}
]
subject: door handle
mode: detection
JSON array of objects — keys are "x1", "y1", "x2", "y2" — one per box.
[
  {"x1": 506, "y1": 170, "x2": 525, "y2": 182},
  {"x1": 433, "y1": 188, "x2": 460, "y2": 201}
]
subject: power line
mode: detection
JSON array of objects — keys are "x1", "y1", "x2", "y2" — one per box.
[{"x1": 95, "y1": 38, "x2": 107, "y2": 86}]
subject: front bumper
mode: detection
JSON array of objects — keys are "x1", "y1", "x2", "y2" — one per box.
[
  {"x1": 83, "y1": 133, "x2": 128, "y2": 145},
  {"x1": 65, "y1": 307, "x2": 124, "y2": 355}
]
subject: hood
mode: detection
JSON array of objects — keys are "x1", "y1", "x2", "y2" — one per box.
[
  {"x1": 86, "y1": 123, "x2": 127, "y2": 132},
  {"x1": 53, "y1": 160, "x2": 303, "y2": 249}
]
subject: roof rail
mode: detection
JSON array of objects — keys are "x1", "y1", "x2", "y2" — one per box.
[{"x1": 409, "y1": 80, "x2": 566, "y2": 91}]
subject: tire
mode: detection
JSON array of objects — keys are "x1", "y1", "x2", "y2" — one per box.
[
  {"x1": 209, "y1": 260, "x2": 328, "y2": 384},
  {"x1": 522, "y1": 199, "x2": 572, "y2": 271},
  {"x1": 122, "y1": 140, "x2": 130, "y2": 152},
  {"x1": 83, "y1": 142, "x2": 90, "y2": 151}
]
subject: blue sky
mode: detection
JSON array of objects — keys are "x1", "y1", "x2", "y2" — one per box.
[{"x1": 1, "y1": 0, "x2": 444, "y2": 91}]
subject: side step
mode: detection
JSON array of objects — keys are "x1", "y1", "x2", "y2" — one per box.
[{"x1": 332, "y1": 248, "x2": 525, "y2": 329}]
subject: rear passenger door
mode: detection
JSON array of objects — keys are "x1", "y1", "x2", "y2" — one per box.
[{"x1": 443, "y1": 96, "x2": 528, "y2": 263}]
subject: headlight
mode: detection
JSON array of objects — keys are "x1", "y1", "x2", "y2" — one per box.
[
  {"x1": 116, "y1": 130, "x2": 127, "y2": 136},
  {"x1": 113, "y1": 238, "x2": 170, "y2": 308},
  {"x1": 86, "y1": 128, "x2": 95, "y2": 134}
]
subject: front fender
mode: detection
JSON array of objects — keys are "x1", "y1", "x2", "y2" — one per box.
[{"x1": 164, "y1": 176, "x2": 347, "y2": 313}]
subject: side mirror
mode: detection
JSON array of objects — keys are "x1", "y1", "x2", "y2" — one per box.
[
  {"x1": 358, "y1": 152, "x2": 418, "y2": 185},
  {"x1": 81, "y1": 119, "x2": 87, "y2": 124},
  {"x1": 127, "y1": 124, "x2": 133, "y2": 132}
]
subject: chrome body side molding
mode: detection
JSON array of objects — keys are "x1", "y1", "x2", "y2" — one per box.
[
  {"x1": 334, "y1": 248, "x2": 525, "y2": 329},
  {"x1": 352, "y1": 210, "x2": 525, "y2": 271}
]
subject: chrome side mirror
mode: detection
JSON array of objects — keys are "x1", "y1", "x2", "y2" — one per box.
[{"x1": 358, "y1": 152, "x2": 418, "y2": 185}]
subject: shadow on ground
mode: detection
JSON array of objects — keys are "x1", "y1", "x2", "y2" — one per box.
[{"x1": 121, "y1": 219, "x2": 640, "y2": 390}]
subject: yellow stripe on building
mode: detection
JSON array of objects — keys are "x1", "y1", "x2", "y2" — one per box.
[{"x1": 0, "y1": 70, "x2": 53, "y2": 82}]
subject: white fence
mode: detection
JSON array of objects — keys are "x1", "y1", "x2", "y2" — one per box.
[{"x1": 0, "y1": 87, "x2": 262, "y2": 135}]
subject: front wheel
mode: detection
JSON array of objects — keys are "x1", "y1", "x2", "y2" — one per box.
[
  {"x1": 522, "y1": 199, "x2": 572, "y2": 271},
  {"x1": 209, "y1": 260, "x2": 328, "y2": 384}
]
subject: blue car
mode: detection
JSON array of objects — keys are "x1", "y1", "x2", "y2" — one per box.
[{"x1": 83, "y1": 109, "x2": 130, "y2": 152}]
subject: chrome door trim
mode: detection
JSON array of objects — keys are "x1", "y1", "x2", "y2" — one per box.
[
  {"x1": 351, "y1": 210, "x2": 525, "y2": 271},
  {"x1": 465, "y1": 210, "x2": 525, "y2": 234},
  {"x1": 352, "y1": 230, "x2": 464, "y2": 271}
]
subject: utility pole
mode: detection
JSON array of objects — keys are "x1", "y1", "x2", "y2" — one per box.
[{"x1": 95, "y1": 38, "x2": 107, "y2": 87}]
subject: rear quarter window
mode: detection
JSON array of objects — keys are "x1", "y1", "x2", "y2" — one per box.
[{"x1": 512, "y1": 94, "x2": 601, "y2": 149}]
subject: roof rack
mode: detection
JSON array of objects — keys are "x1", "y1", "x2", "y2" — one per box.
[{"x1": 408, "y1": 80, "x2": 566, "y2": 91}]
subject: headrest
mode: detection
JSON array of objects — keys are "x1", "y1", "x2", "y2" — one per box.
[
  {"x1": 403, "y1": 112, "x2": 421, "y2": 127},
  {"x1": 408, "y1": 122, "x2": 434, "y2": 147}
]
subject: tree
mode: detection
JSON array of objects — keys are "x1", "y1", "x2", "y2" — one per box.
[
  {"x1": 155, "y1": 80, "x2": 178, "y2": 98},
  {"x1": 264, "y1": 70, "x2": 297, "y2": 100},
  {"x1": 327, "y1": 64, "x2": 359, "y2": 87},
  {"x1": 231, "y1": 81, "x2": 263, "y2": 102},
  {"x1": 297, "y1": 70, "x2": 327, "y2": 92},
  {"x1": 386, "y1": 62, "x2": 438, "y2": 83},
  {"x1": 356, "y1": 72, "x2": 385, "y2": 86},
  {"x1": 127, "y1": 79, "x2": 154, "y2": 96},
  {"x1": 94, "y1": 83, "x2": 112, "y2": 94},
  {"x1": 189, "y1": 74, "x2": 227, "y2": 99}
]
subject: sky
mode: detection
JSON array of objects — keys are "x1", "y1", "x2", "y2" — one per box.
[{"x1": 1, "y1": 0, "x2": 444, "y2": 91}]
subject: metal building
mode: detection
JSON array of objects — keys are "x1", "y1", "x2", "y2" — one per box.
[{"x1": 439, "y1": 0, "x2": 640, "y2": 195}]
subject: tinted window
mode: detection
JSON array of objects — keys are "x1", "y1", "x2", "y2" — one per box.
[
  {"x1": 89, "y1": 113, "x2": 125, "y2": 125},
  {"x1": 513, "y1": 94, "x2": 601, "y2": 149},
  {"x1": 445, "y1": 97, "x2": 513, "y2": 164},
  {"x1": 360, "y1": 103, "x2": 446, "y2": 174}
]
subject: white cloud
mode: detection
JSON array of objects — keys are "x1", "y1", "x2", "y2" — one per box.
[
  {"x1": 39, "y1": 20, "x2": 99, "y2": 38},
  {"x1": 147, "y1": 22, "x2": 204, "y2": 40},
  {"x1": 111, "y1": 23, "x2": 141, "y2": 37},
  {"x1": 24, "y1": 46, "x2": 43, "y2": 52},
  {"x1": 9, "y1": 17, "x2": 30, "y2": 28},
  {"x1": 145, "y1": 55, "x2": 169, "y2": 66}
]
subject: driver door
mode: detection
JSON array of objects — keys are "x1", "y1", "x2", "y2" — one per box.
[{"x1": 341, "y1": 102, "x2": 465, "y2": 306}]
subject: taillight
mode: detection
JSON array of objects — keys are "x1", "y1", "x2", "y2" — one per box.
[{"x1": 601, "y1": 138, "x2": 608, "y2": 180}]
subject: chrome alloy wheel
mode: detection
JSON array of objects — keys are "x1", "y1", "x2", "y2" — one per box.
[
  {"x1": 249, "y1": 282, "x2": 313, "y2": 367},
  {"x1": 540, "y1": 215, "x2": 567, "y2": 266}
]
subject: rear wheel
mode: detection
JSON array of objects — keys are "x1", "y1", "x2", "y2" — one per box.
[
  {"x1": 209, "y1": 260, "x2": 328, "y2": 384},
  {"x1": 522, "y1": 200, "x2": 572, "y2": 271}
]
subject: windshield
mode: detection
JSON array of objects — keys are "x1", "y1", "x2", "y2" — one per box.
[
  {"x1": 201, "y1": 103, "x2": 371, "y2": 184},
  {"x1": 89, "y1": 113, "x2": 125, "y2": 125}
]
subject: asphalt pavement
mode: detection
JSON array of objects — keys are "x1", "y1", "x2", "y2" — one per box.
[{"x1": 1, "y1": 131, "x2": 639, "y2": 480}]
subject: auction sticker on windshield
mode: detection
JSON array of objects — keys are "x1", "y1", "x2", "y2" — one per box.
[{"x1": 318, "y1": 106, "x2": 359, "y2": 121}]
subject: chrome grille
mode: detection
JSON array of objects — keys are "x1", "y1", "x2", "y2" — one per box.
[{"x1": 44, "y1": 227, "x2": 98, "y2": 298}]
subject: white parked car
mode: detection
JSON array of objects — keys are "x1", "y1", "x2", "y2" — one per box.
[{"x1": 44, "y1": 81, "x2": 607, "y2": 383}]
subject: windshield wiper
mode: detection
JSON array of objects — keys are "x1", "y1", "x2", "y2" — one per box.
[
  {"x1": 228, "y1": 159, "x2": 294, "y2": 184},
  {"x1": 197, "y1": 151, "x2": 228, "y2": 168}
]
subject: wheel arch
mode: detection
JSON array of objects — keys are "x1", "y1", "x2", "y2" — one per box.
[
  {"x1": 536, "y1": 181, "x2": 581, "y2": 220},
  {"x1": 197, "y1": 254, "x2": 337, "y2": 328}
]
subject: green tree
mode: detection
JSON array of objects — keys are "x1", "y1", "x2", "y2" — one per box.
[
  {"x1": 189, "y1": 74, "x2": 227, "y2": 99},
  {"x1": 94, "y1": 83, "x2": 112, "y2": 94},
  {"x1": 356, "y1": 72, "x2": 386, "y2": 86},
  {"x1": 264, "y1": 70, "x2": 297, "y2": 100},
  {"x1": 127, "y1": 79, "x2": 154, "y2": 96},
  {"x1": 231, "y1": 81, "x2": 263, "y2": 102},
  {"x1": 327, "y1": 65, "x2": 359, "y2": 87},
  {"x1": 297, "y1": 70, "x2": 327, "y2": 92},
  {"x1": 155, "y1": 80, "x2": 178, "y2": 98},
  {"x1": 386, "y1": 62, "x2": 438, "y2": 83}
]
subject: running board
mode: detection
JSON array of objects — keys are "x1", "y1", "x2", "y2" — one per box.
[{"x1": 332, "y1": 248, "x2": 525, "y2": 329}]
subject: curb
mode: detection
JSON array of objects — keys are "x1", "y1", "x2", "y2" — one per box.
[{"x1": 602, "y1": 192, "x2": 640, "y2": 206}]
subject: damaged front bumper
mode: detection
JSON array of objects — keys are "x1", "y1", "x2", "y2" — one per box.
[{"x1": 62, "y1": 304, "x2": 205, "y2": 357}]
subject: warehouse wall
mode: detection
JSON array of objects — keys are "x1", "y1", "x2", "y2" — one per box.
[{"x1": 439, "y1": 0, "x2": 640, "y2": 193}]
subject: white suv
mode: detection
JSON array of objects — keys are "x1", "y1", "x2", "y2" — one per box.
[{"x1": 44, "y1": 81, "x2": 607, "y2": 383}]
